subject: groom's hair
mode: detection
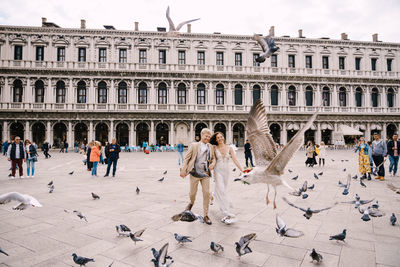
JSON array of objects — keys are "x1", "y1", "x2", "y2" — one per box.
[{"x1": 200, "y1": 128, "x2": 212, "y2": 136}]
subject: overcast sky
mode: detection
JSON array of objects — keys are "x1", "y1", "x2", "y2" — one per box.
[{"x1": 0, "y1": 0, "x2": 399, "y2": 42}]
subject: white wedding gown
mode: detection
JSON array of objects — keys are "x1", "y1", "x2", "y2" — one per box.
[{"x1": 214, "y1": 148, "x2": 235, "y2": 218}]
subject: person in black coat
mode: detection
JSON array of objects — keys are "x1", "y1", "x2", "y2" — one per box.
[
  {"x1": 244, "y1": 139, "x2": 255, "y2": 168},
  {"x1": 87, "y1": 141, "x2": 94, "y2": 171},
  {"x1": 387, "y1": 133, "x2": 400, "y2": 176},
  {"x1": 43, "y1": 141, "x2": 51, "y2": 158},
  {"x1": 104, "y1": 139, "x2": 121, "y2": 177}
]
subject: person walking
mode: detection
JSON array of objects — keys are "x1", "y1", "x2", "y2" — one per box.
[
  {"x1": 7, "y1": 136, "x2": 26, "y2": 179},
  {"x1": 74, "y1": 141, "x2": 79, "y2": 153},
  {"x1": 305, "y1": 141, "x2": 317, "y2": 167},
  {"x1": 104, "y1": 139, "x2": 121, "y2": 177},
  {"x1": 244, "y1": 139, "x2": 255, "y2": 168},
  {"x1": 2, "y1": 140, "x2": 9, "y2": 156},
  {"x1": 318, "y1": 141, "x2": 327, "y2": 166},
  {"x1": 59, "y1": 141, "x2": 65, "y2": 153},
  {"x1": 371, "y1": 133, "x2": 387, "y2": 181},
  {"x1": 43, "y1": 140, "x2": 51, "y2": 158},
  {"x1": 86, "y1": 141, "x2": 94, "y2": 171},
  {"x1": 25, "y1": 139, "x2": 37, "y2": 178},
  {"x1": 90, "y1": 141, "x2": 101, "y2": 177},
  {"x1": 64, "y1": 141, "x2": 69, "y2": 153},
  {"x1": 355, "y1": 137, "x2": 372, "y2": 180},
  {"x1": 387, "y1": 133, "x2": 400, "y2": 176},
  {"x1": 177, "y1": 140, "x2": 184, "y2": 166}
]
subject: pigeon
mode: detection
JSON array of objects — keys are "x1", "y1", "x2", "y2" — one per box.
[
  {"x1": 302, "y1": 194, "x2": 309, "y2": 199},
  {"x1": 288, "y1": 169, "x2": 293, "y2": 173},
  {"x1": 151, "y1": 243, "x2": 174, "y2": 267},
  {"x1": 151, "y1": 246, "x2": 173, "y2": 262},
  {"x1": 343, "y1": 168, "x2": 347, "y2": 172},
  {"x1": 253, "y1": 34, "x2": 280, "y2": 62},
  {"x1": 360, "y1": 180, "x2": 367, "y2": 187},
  {"x1": 372, "y1": 201, "x2": 379, "y2": 209},
  {"x1": 283, "y1": 197, "x2": 337, "y2": 219},
  {"x1": 136, "y1": 187, "x2": 140, "y2": 195},
  {"x1": 235, "y1": 233, "x2": 256, "y2": 258},
  {"x1": 275, "y1": 214, "x2": 304, "y2": 238},
  {"x1": 49, "y1": 185, "x2": 55, "y2": 193},
  {"x1": 0, "y1": 192, "x2": 42, "y2": 210},
  {"x1": 72, "y1": 253, "x2": 94, "y2": 266},
  {"x1": 361, "y1": 207, "x2": 371, "y2": 221},
  {"x1": 210, "y1": 242, "x2": 224, "y2": 253},
  {"x1": 313, "y1": 173, "x2": 319, "y2": 179},
  {"x1": 232, "y1": 168, "x2": 236, "y2": 172},
  {"x1": 116, "y1": 224, "x2": 131, "y2": 236},
  {"x1": 0, "y1": 247, "x2": 9, "y2": 256},
  {"x1": 163, "y1": 170, "x2": 168, "y2": 175},
  {"x1": 108, "y1": 262, "x2": 114, "y2": 267},
  {"x1": 292, "y1": 175, "x2": 299, "y2": 180},
  {"x1": 129, "y1": 229, "x2": 145, "y2": 245},
  {"x1": 91, "y1": 193, "x2": 100, "y2": 200},
  {"x1": 310, "y1": 248, "x2": 323, "y2": 263},
  {"x1": 329, "y1": 229, "x2": 346, "y2": 242},
  {"x1": 331, "y1": 159, "x2": 335, "y2": 162},
  {"x1": 289, "y1": 181, "x2": 308, "y2": 197},
  {"x1": 342, "y1": 174, "x2": 351, "y2": 195},
  {"x1": 387, "y1": 183, "x2": 400, "y2": 194},
  {"x1": 308, "y1": 184, "x2": 315, "y2": 190},
  {"x1": 166, "y1": 6, "x2": 200, "y2": 34},
  {"x1": 318, "y1": 172, "x2": 323, "y2": 176},
  {"x1": 358, "y1": 206, "x2": 384, "y2": 217},
  {"x1": 69, "y1": 171, "x2": 74, "y2": 175},
  {"x1": 345, "y1": 160, "x2": 349, "y2": 162},
  {"x1": 235, "y1": 100, "x2": 319, "y2": 208},
  {"x1": 158, "y1": 177, "x2": 165, "y2": 182},
  {"x1": 342, "y1": 194, "x2": 373, "y2": 209},
  {"x1": 390, "y1": 213, "x2": 397, "y2": 226},
  {"x1": 341, "y1": 160, "x2": 344, "y2": 162},
  {"x1": 73, "y1": 210, "x2": 88, "y2": 222},
  {"x1": 174, "y1": 233, "x2": 192, "y2": 244},
  {"x1": 47, "y1": 180, "x2": 53, "y2": 187},
  {"x1": 171, "y1": 210, "x2": 204, "y2": 223},
  {"x1": 352, "y1": 175, "x2": 358, "y2": 180}
]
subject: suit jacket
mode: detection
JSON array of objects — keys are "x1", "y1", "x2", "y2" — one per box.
[{"x1": 180, "y1": 142, "x2": 216, "y2": 177}]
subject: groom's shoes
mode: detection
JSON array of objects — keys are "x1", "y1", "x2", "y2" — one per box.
[
  {"x1": 185, "y1": 203, "x2": 193, "y2": 211},
  {"x1": 204, "y1": 216, "x2": 212, "y2": 225}
]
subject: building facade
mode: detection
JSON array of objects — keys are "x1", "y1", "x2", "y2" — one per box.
[{"x1": 0, "y1": 19, "x2": 399, "y2": 148}]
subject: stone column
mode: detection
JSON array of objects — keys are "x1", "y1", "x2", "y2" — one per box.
[
  {"x1": 150, "y1": 121, "x2": 155, "y2": 144},
  {"x1": 89, "y1": 121, "x2": 94, "y2": 142},
  {"x1": 150, "y1": 80, "x2": 155, "y2": 105},
  {"x1": 131, "y1": 80, "x2": 135, "y2": 105},
  {"x1": 189, "y1": 81, "x2": 194, "y2": 106},
  {"x1": 281, "y1": 122, "x2": 287, "y2": 145},
  {"x1": 47, "y1": 78, "x2": 53, "y2": 104},
  {"x1": 109, "y1": 120, "x2": 114, "y2": 142},
  {"x1": 68, "y1": 121, "x2": 73, "y2": 148},
  {"x1": 130, "y1": 121, "x2": 135, "y2": 146},
  {"x1": 110, "y1": 80, "x2": 115, "y2": 106},
  {"x1": 281, "y1": 84, "x2": 286, "y2": 106},
  {"x1": 264, "y1": 83, "x2": 269, "y2": 106},
  {"x1": 3, "y1": 77, "x2": 10, "y2": 103},
  {"x1": 208, "y1": 82, "x2": 214, "y2": 107},
  {"x1": 209, "y1": 121, "x2": 213, "y2": 132},
  {"x1": 25, "y1": 121, "x2": 31, "y2": 141},
  {"x1": 366, "y1": 123, "x2": 371, "y2": 141},
  {"x1": 299, "y1": 84, "x2": 305, "y2": 107},
  {"x1": 315, "y1": 84, "x2": 321, "y2": 106},
  {"x1": 332, "y1": 85, "x2": 337, "y2": 107},
  {"x1": 382, "y1": 123, "x2": 387, "y2": 141},
  {"x1": 89, "y1": 79, "x2": 95, "y2": 105},
  {"x1": 170, "y1": 81, "x2": 175, "y2": 105},
  {"x1": 190, "y1": 121, "x2": 194, "y2": 142},
  {"x1": 316, "y1": 122, "x2": 322, "y2": 144},
  {"x1": 227, "y1": 82, "x2": 232, "y2": 107},
  {"x1": 46, "y1": 121, "x2": 51, "y2": 144},
  {"x1": 25, "y1": 78, "x2": 32, "y2": 104},
  {"x1": 227, "y1": 121, "x2": 232, "y2": 144},
  {"x1": 170, "y1": 121, "x2": 175, "y2": 145},
  {"x1": 2, "y1": 121, "x2": 8, "y2": 142},
  {"x1": 245, "y1": 82, "x2": 251, "y2": 106},
  {"x1": 68, "y1": 78, "x2": 74, "y2": 105},
  {"x1": 349, "y1": 85, "x2": 354, "y2": 107}
]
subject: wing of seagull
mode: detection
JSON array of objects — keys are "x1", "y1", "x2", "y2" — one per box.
[
  {"x1": 176, "y1": 18, "x2": 200, "y2": 31},
  {"x1": 166, "y1": 6, "x2": 175, "y2": 31},
  {"x1": 0, "y1": 192, "x2": 42, "y2": 210}
]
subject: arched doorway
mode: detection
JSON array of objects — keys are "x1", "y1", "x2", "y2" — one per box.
[
  {"x1": 321, "y1": 129, "x2": 332, "y2": 145},
  {"x1": 156, "y1": 123, "x2": 169, "y2": 146},
  {"x1": 116, "y1": 123, "x2": 129, "y2": 146},
  {"x1": 95, "y1": 123, "x2": 109, "y2": 145},
  {"x1": 214, "y1": 123, "x2": 226, "y2": 138},
  {"x1": 387, "y1": 124, "x2": 397, "y2": 140},
  {"x1": 195, "y1": 122, "x2": 207, "y2": 141},
  {"x1": 75, "y1": 123, "x2": 88, "y2": 144},
  {"x1": 136, "y1": 123, "x2": 149, "y2": 147},
  {"x1": 305, "y1": 129, "x2": 315, "y2": 144},
  {"x1": 269, "y1": 123, "x2": 281, "y2": 144},
  {"x1": 233, "y1": 123, "x2": 245, "y2": 147},
  {"x1": 32, "y1": 122, "x2": 46, "y2": 146},
  {"x1": 10, "y1": 122, "x2": 24, "y2": 140},
  {"x1": 287, "y1": 130, "x2": 298, "y2": 142},
  {"x1": 53, "y1": 122, "x2": 67, "y2": 148}
]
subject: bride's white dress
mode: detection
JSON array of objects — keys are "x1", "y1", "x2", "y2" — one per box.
[{"x1": 214, "y1": 148, "x2": 235, "y2": 218}]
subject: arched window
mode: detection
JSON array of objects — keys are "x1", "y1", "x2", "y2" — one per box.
[
  {"x1": 138, "y1": 82, "x2": 147, "y2": 104},
  {"x1": 355, "y1": 87, "x2": 362, "y2": 107},
  {"x1": 118, "y1": 82, "x2": 127, "y2": 104},
  {"x1": 13, "y1": 79, "x2": 23, "y2": 102},
  {"x1": 253, "y1": 85, "x2": 261, "y2": 104},
  {"x1": 270, "y1": 85, "x2": 278, "y2": 106},
  {"x1": 177, "y1": 83, "x2": 186, "y2": 104},
  {"x1": 216, "y1": 84, "x2": 224, "y2": 105},
  {"x1": 77, "y1": 81, "x2": 86, "y2": 103},
  {"x1": 197, "y1": 83, "x2": 206, "y2": 104},
  {"x1": 56, "y1": 81, "x2": 66, "y2": 103},
  {"x1": 234, "y1": 84, "x2": 243, "y2": 105},
  {"x1": 387, "y1": 88, "x2": 394, "y2": 108},
  {"x1": 158, "y1": 82, "x2": 167, "y2": 104},
  {"x1": 339, "y1": 87, "x2": 346, "y2": 107},
  {"x1": 288, "y1": 85, "x2": 296, "y2": 106},
  {"x1": 98, "y1": 81, "x2": 107, "y2": 103},
  {"x1": 322, "y1": 87, "x2": 330, "y2": 106},
  {"x1": 34, "y1": 80, "x2": 45, "y2": 103},
  {"x1": 371, "y1": 88, "x2": 378, "y2": 107},
  {"x1": 305, "y1": 86, "x2": 313, "y2": 106}
]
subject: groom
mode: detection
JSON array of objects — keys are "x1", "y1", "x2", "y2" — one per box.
[{"x1": 180, "y1": 128, "x2": 215, "y2": 225}]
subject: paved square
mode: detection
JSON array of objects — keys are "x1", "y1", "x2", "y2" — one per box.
[{"x1": 1, "y1": 149, "x2": 400, "y2": 267}]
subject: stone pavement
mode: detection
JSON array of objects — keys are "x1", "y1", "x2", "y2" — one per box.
[{"x1": 0, "y1": 149, "x2": 400, "y2": 267}]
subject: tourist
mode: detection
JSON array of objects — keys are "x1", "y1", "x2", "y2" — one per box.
[
  {"x1": 318, "y1": 142, "x2": 327, "y2": 166},
  {"x1": 59, "y1": 141, "x2": 64, "y2": 153},
  {"x1": 104, "y1": 139, "x2": 121, "y2": 177},
  {"x1": 142, "y1": 140, "x2": 148, "y2": 152},
  {"x1": 43, "y1": 140, "x2": 51, "y2": 158},
  {"x1": 74, "y1": 141, "x2": 79, "y2": 153},
  {"x1": 355, "y1": 137, "x2": 371, "y2": 180},
  {"x1": 2, "y1": 140, "x2": 8, "y2": 155},
  {"x1": 90, "y1": 141, "x2": 101, "y2": 177},
  {"x1": 371, "y1": 133, "x2": 387, "y2": 181},
  {"x1": 7, "y1": 136, "x2": 25, "y2": 179},
  {"x1": 244, "y1": 139, "x2": 255, "y2": 168},
  {"x1": 177, "y1": 140, "x2": 184, "y2": 165},
  {"x1": 305, "y1": 141, "x2": 317, "y2": 167},
  {"x1": 387, "y1": 133, "x2": 399, "y2": 176},
  {"x1": 25, "y1": 139, "x2": 37, "y2": 178},
  {"x1": 86, "y1": 141, "x2": 94, "y2": 171}
]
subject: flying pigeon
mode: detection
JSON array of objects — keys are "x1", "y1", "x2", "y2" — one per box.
[
  {"x1": 47, "y1": 180, "x2": 53, "y2": 187},
  {"x1": 210, "y1": 242, "x2": 224, "y2": 253},
  {"x1": 387, "y1": 183, "x2": 400, "y2": 194},
  {"x1": 235, "y1": 100, "x2": 319, "y2": 208},
  {"x1": 253, "y1": 34, "x2": 280, "y2": 62},
  {"x1": 342, "y1": 194, "x2": 373, "y2": 209},
  {"x1": 91, "y1": 193, "x2": 100, "y2": 200},
  {"x1": 275, "y1": 214, "x2": 304, "y2": 238},
  {"x1": 308, "y1": 184, "x2": 315, "y2": 190},
  {"x1": 73, "y1": 210, "x2": 88, "y2": 222},
  {"x1": 0, "y1": 247, "x2": 9, "y2": 256},
  {"x1": 313, "y1": 173, "x2": 319, "y2": 179},
  {"x1": 372, "y1": 201, "x2": 379, "y2": 209},
  {"x1": 116, "y1": 224, "x2": 131, "y2": 236},
  {"x1": 151, "y1": 246, "x2": 172, "y2": 262},
  {"x1": 166, "y1": 6, "x2": 200, "y2": 34},
  {"x1": 136, "y1": 187, "x2": 140, "y2": 195},
  {"x1": 129, "y1": 229, "x2": 145, "y2": 245},
  {"x1": 72, "y1": 253, "x2": 94, "y2": 266},
  {"x1": 69, "y1": 171, "x2": 74, "y2": 175},
  {"x1": 283, "y1": 197, "x2": 337, "y2": 219},
  {"x1": 361, "y1": 207, "x2": 371, "y2": 221},
  {"x1": 390, "y1": 213, "x2": 397, "y2": 226},
  {"x1": 158, "y1": 177, "x2": 165, "y2": 182},
  {"x1": 291, "y1": 175, "x2": 299, "y2": 180},
  {"x1": 329, "y1": 229, "x2": 346, "y2": 242},
  {"x1": 151, "y1": 243, "x2": 174, "y2": 267},
  {"x1": 174, "y1": 233, "x2": 192, "y2": 244},
  {"x1": 358, "y1": 206, "x2": 384, "y2": 217},
  {"x1": 360, "y1": 180, "x2": 366, "y2": 187},
  {"x1": 235, "y1": 233, "x2": 256, "y2": 258},
  {"x1": 289, "y1": 181, "x2": 307, "y2": 197},
  {"x1": 310, "y1": 248, "x2": 323, "y2": 263},
  {"x1": 0, "y1": 192, "x2": 42, "y2": 210},
  {"x1": 342, "y1": 174, "x2": 351, "y2": 195},
  {"x1": 49, "y1": 185, "x2": 55, "y2": 193}
]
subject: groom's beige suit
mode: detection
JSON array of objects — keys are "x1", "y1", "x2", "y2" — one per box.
[{"x1": 180, "y1": 141, "x2": 216, "y2": 216}]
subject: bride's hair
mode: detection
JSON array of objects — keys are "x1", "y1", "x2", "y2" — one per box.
[{"x1": 210, "y1": 132, "x2": 225, "y2": 146}]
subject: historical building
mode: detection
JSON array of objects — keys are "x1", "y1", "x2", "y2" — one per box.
[{"x1": 0, "y1": 18, "x2": 399, "y2": 148}]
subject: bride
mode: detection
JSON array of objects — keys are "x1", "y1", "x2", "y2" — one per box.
[{"x1": 210, "y1": 132, "x2": 244, "y2": 224}]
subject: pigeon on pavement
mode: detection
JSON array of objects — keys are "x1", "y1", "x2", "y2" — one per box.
[
  {"x1": 158, "y1": 177, "x2": 165, "y2": 182},
  {"x1": 253, "y1": 34, "x2": 280, "y2": 62},
  {"x1": 310, "y1": 248, "x2": 323, "y2": 263},
  {"x1": 390, "y1": 213, "x2": 397, "y2": 226},
  {"x1": 308, "y1": 184, "x2": 315, "y2": 190},
  {"x1": 329, "y1": 229, "x2": 346, "y2": 242},
  {"x1": 163, "y1": 170, "x2": 168, "y2": 175},
  {"x1": 171, "y1": 210, "x2": 204, "y2": 223},
  {"x1": 292, "y1": 175, "x2": 299, "y2": 180},
  {"x1": 318, "y1": 172, "x2": 323, "y2": 176},
  {"x1": 210, "y1": 242, "x2": 224, "y2": 253},
  {"x1": 129, "y1": 230, "x2": 144, "y2": 245},
  {"x1": 314, "y1": 173, "x2": 319, "y2": 179},
  {"x1": 0, "y1": 192, "x2": 42, "y2": 210},
  {"x1": 232, "y1": 168, "x2": 236, "y2": 172},
  {"x1": 342, "y1": 174, "x2": 351, "y2": 195},
  {"x1": 235, "y1": 233, "x2": 256, "y2": 258},
  {"x1": 69, "y1": 171, "x2": 74, "y2": 175},
  {"x1": 0, "y1": 247, "x2": 9, "y2": 256},
  {"x1": 174, "y1": 233, "x2": 192, "y2": 244},
  {"x1": 283, "y1": 197, "x2": 337, "y2": 219},
  {"x1": 372, "y1": 201, "x2": 379, "y2": 209},
  {"x1": 91, "y1": 193, "x2": 100, "y2": 200},
  {"x1": 49, "y1": 185, "x2": 55, "y2": 193},
  {"x1": 302, "y1": 194, "x2": 309, "y2": 199},
  {"x1": 361, "y1": 207, "x2": 371, "y2": 221},
  {"x1": 352, "y1": 175, "x2": 358, "y2": 180},
  {"x1": 72, "y1": 253, "x2": 94, "y2": 266},
  {"x1": 275, "y1": 214, "x2": 304, "y2": 237},
  {"x1": 73, "y1": 210, "x2": 88, "y2": 222},
  {"x1": 343, "y1": 168, "x2": 347, "y2": 172},
  {"x1": 47, "y1": 180, "x2": 53, "y2": 187},
  {"x1": 136, "y1": 187, "x2": 140, "y2": 195},
  {"x1": 288, "y1": 169, "x2": 293, "y2": 173},
  {"x1": 358, "y1": 206, "x2": 384, "y2": 217},
  {"x1": 360, "y1": 180, "x2": 367, "y2": 187}
]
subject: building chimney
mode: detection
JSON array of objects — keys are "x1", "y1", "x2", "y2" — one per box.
[
  {"x1": 372, "y1": 33, "x2": 378, "y2": 42},
  {"x1": 187, "y1": 24, "x2": 191, "y2": 33},
  {"x1": 80, "y1": 19, "x2": 86, "y2": 29},
  {"x1": 269, "y1": 26, "x2": 275, "y2": 37},
  {"x1": 42, "y1": 17, "x2": 47, "y2": 26},
  {"x1": 298, "y1": 29, "x2": 303, "y2": 38},
  {"x1": 134, "y1": 22, "x2": 139, "y2": 31}
]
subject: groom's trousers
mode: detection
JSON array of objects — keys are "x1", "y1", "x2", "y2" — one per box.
[{"x1": 189, "y1": 175, "x2": 210, "y2": 216}]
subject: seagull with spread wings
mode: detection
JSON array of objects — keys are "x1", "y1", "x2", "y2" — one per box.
[
  {"x1": 235, "y1": 100, "x2": 318, "y2": 208},
  {"x1": 0, "y1": 192, "x2": 42, "y2": 210},
  {"x1": 166, "y1": 6, "x2": 200, "y2": 36}
]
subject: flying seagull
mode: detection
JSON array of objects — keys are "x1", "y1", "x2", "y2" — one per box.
[
  {"x1": 166, "y1": 6, "x2": 200, "y2": 35},
  {"x1": 151, "y1": 243, "x2": 174, "y2": 267},
  {"x1": 283, "y1": 197, "x2": 337, "y2": 219},
  {"x1": 72, "y1": 253, "x2": 94, "y2": 266},
  {"x1": 210, "y1": 242, "x2": 224, "y2": 253},
  {"x1": 275, "y1": 214, "x2": 304, "y2": 238},
  {"x1": 253, "y1": 34, "x2": 279, "y2": 63},
  {"x1": 235, "y1": 100, "x2": 319, "y2": 208},
  {"x1": 310, "y1": 249, "x2": 323, "y2": 263},
  {"x1": 0, "y1": 192, "x2": 42, "y2": 210},
  {"x1": 235, "y1": 233, "x2": 256, "y2": 259}
]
